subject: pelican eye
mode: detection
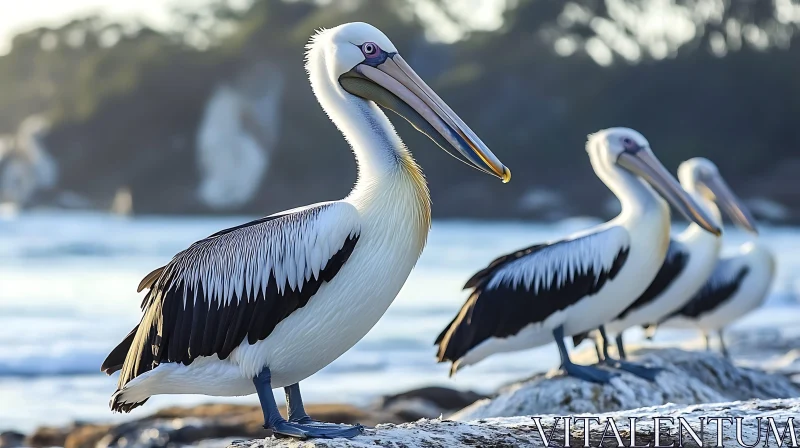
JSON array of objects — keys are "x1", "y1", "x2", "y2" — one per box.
[
  {"x1": 361, "y1": 42, "x2": 380, "y2": 58},
  {"x1": 621, "y1": 136, "x2": 639, "y2": 151}
]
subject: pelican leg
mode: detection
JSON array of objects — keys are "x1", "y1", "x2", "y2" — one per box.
[
  {"x1": 553, "y1": 325, "x2": 617, "y2": 384},
  {"x1": 284, "y1": 383, "x2": 365, "y2": 432},
  {"x1": 615, "y1": 333, "x2": 627, "y2": 359},
  {"x1": 253, "y1": 369, "x2": 363, "y2": 439},
  {"x1": 643, "y1": 324, "x2": 657, "y2": 341},
  {"x1": 598, "y1": 326, "x2": 613, "y2": 360},
  {"x1": 598, "y1": 326, "x2": 662, "y2": 382},
  {"x1": 704, "y1": 332, "x2": 712, "y2": 351},
  {"x1": 284, "y1": 383, "x2": 314, "y2": 424},
  {"x1": 718, "y1": 329, "x2": 731, "y2": 359},
  {"x1": 592, "y1": 336, "x2": 605, "y2": 363}
]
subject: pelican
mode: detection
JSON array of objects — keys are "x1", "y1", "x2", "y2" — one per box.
[
  {"x1": 101, "y1": 22, "x2": 509, "y2": 440},
  {"x1": 574, "y1": 157, "x2": 758, "y2": 374},
  {"x1": 435, "y1": 128, "x2": 720, "y2": 384},
  {"x1": 655, "y1": 238, "x2": 775, "y2": 358}
]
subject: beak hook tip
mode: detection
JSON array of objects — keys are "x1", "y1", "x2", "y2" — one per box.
[{"x1": 501, "y1": 166, "x2": 511, "y2": 183}]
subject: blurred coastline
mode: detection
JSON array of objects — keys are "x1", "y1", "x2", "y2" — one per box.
[{"x1": 0, "y1": 0, "x2": 799, "y2": 222}]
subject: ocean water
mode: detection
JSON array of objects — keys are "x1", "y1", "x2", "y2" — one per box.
[{"x1": 1, "y1": 211, "x2": 799, "y2": 433}]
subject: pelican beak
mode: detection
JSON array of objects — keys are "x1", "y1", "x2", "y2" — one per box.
[
  {"x1": 617, "y1": 149, "x2": 722, "y2": 236},
  {"x1": 339, "y1": 54, "x2": 510, "y2": 182},
  {"x1": 702, "y1": 174, "x2": 758, "y2": 234}
]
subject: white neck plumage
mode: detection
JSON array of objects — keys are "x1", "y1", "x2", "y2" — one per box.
[
  {"x1": 595, "y1": 161, "x2": 671, "y2": 269},
  {"x1": 597, "y1": 163, "x2": 668, "y2": 221},
  {"x1": 307, "y1": 53, "x2": 404, "y2": 181},
  {"x1": 306, "y1": 49, "x2": 431, "y2": 249},
  {"x1": 675, "y1": 186, "x2": 722, "y2": 260}
]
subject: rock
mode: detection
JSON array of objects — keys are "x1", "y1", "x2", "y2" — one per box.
[
  {"x1": 109, "y1": 187, "x2": 133, "y2": 216},
  {"x1": 452, "y1": 348, "x2": 800, "y2": 421},
  {"x1": 153, "y1": 402, "x2": 383, "y2": 427},
  {"x1": 151, "y1": 403, "x2": 260, "y2": 420},
  {"x1": 27, "y1": 387, "x2": 477, "y2": 448},
  {"x1": 380, "y1": 397, "x2": 443, "y2": 422},
  {"x1": 0, "y1": 431, "x2": 25, "y2": 448},
  {"x1": 56, "y1": 403, "x2": 397, "y2": 448},
  {"x1": 196, "y1": 62, "x2": 284, "y2": 211},
  {"x1": 227, "y1": 398, "x2": 800, "y2": 447},
  {"x1": 727, "y1": 327, "x2": 800, "y2": 381},
  {"x1": 377, "y1": 386, "x2": 486, "y2": 421},
  {"x1": 63, "y1": 424, "x2": 114, "y2": 448},
  {"x1": 0, "y1": 115, "x2": 57, "y2": 208},
  {"x1": 24, "y1": 426, "x2": 69, "y2": 448}
]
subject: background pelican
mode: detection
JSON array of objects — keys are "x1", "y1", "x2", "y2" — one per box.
[
  {"x1": 655, "y1": 241, "x2": 775, "y2": 357},
  {"x1": 101, "y1": 22, "x2": 509, "y2": 440},
  {"x1": 576, "y1": 157, "x2": 757, "y2": 371},
  {"x1": 434, "y1": 128, "x2": 720, "y2": 384}
]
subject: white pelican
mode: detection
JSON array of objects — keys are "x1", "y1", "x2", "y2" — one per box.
[
  {"x1": 655, "y1": 238, "x2": 775, "y2": 358},
  {"x1": 434, "y1": 128, "x2": 720, "y2": 383},
  {"x1": 574, "y1": 157, "x2": 758, "y2": 375},
  {"x1": 101, "y1": 22, "x2": 509, "y2": 440}
]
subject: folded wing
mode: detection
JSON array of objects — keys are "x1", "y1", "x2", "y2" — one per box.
[{"x1": 102, "y1": 202, "x2": 362, "y2": 401}]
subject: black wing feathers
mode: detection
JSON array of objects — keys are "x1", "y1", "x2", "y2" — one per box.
[
  {"x1": 462, "y1": 244, "x2": 548, "y2": 290},
  {"x1": 669, "y1": 266, "x2": 749, "y2": 319},
  {"x1": 101, "y1": 325, "x2": 139, "y2": 374},
  {"x1": 143, "y1": 233, "x2": 360, "y2": 366},
  {"x1": 616, "y1": 241, "x2": 690, "y2": 320},
  {"x1": 436, "y1": 237, "x2": 630, "y2": 367}
]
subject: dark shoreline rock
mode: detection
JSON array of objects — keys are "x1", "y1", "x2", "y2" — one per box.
[{"x1": 0, "y1": 431, "x2": 25, "y2": 448}]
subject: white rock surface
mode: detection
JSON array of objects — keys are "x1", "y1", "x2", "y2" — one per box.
[
  {"x1": 228, "y1": 398, "x2": 800, "y2": 447},
  {"x1": 453, "y1": 348, "x2": 799, "y2": 420},
  {"x1": 0, "y1": 114, "x2": 58, "y2": 207},
  {"x1": 196, "y1": 62, "x2": 283, "y2": 210}
]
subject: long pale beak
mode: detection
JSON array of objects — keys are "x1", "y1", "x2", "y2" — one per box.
[
  {"x1": 339, "y1": 54, "x2": 510, "y2": 182},
  {"x1": 617, "y1": 149, "x2": 722, "y2": 236},
  {"x1": 703, "y1": 175, "x2": 758, "y2": 234}
]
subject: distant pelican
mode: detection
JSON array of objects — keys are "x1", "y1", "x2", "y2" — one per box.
[
  {"x1": 435, "y1": 128, "x2": 720, "y2": 383},
  {"x1": 575, "y1": 157, "x2": 758, "y2": 375},
  {"x1": 656, "y1": 241, "x2": 774, "y2": 357},
  {"x1": 102, "y1": 22, "x2": 509, "y2": 440}
]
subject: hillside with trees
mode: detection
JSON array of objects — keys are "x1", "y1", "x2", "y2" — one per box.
[{"x1": 1, "y1": 0, "x2": 798, "y2": 222}]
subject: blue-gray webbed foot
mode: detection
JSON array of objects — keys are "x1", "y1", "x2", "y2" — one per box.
[
  {"x1": 282, "y1": 383, "x2": 365, "y2": 437},
  {"x1": 606, "y1": 359, "x2": 663, "y2": 382},
  {"x1": 254, "y1": 370, "x2": 363, "y2": 440},
  {"x1": 272, "y1": 422, "x2": 364, "y2": 439},
  {"x1": 553, "y1": 325, "x2": 618, "y2": 384},
  {"x1": 595, "y1": 326, "x2": 661, "y2": 381},
  {"x1": 562, "y1": 361, "x2": 618, "y2": 384}
]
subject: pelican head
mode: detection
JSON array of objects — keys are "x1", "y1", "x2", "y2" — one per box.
[
  {"x1": 307, "y1": 22, "x2": 510, "y2": 182},
  {"x1": 587, "y1": 128, "x2": 722, "y2": 236},
  {"x1": 678, "y1": 157, "x2": 757, "y2": 234}
]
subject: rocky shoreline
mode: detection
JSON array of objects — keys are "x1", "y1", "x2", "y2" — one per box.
[
  {"x1": 2, "y1": 387, "x2": 486, "y2": 448},
  {"x1": 4, "y1": 346, "x2": 800, "y2": 448},
  {"x1": 233, "y1": 399, "x2": 800, "y2": 448}
]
